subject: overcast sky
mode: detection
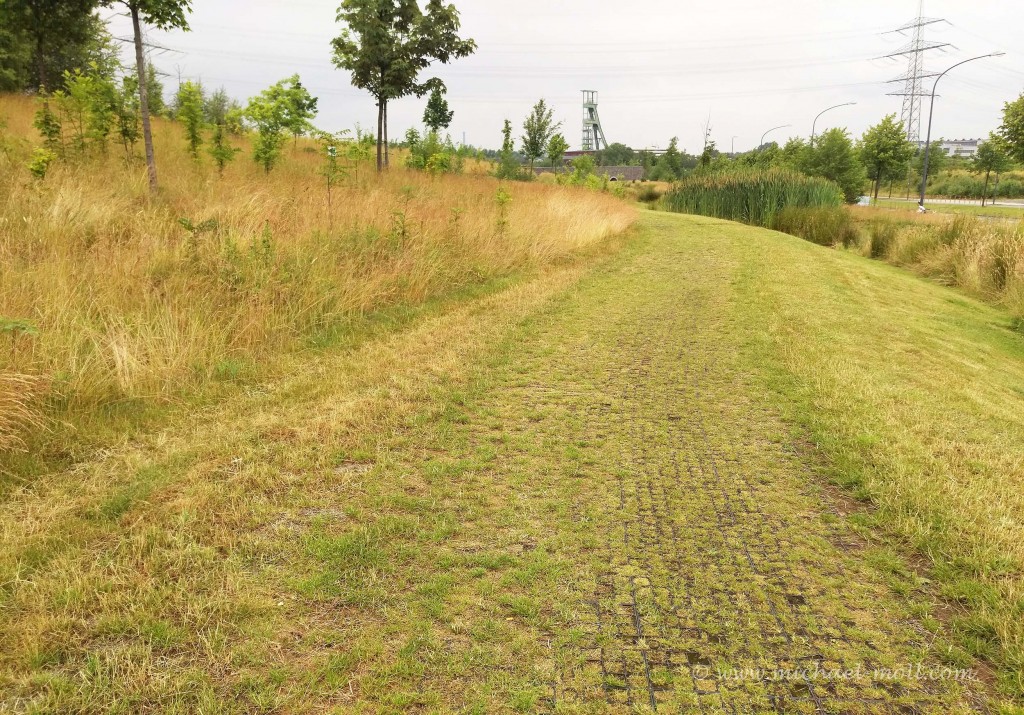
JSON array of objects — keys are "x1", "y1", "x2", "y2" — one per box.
[{"x1": 106, "y1": 0, "x2": 1024, "y2": 154}]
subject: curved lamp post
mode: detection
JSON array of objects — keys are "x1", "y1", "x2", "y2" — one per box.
[
  {"x1": 919, "y1": 52, "x2": 1004, "y2": 209},
  {"x1": 760, "y1": 124, "x2": 791, "y2": 150},
  {"x1": 810, "y1": 102, "x2": 856, "y2": 147}
]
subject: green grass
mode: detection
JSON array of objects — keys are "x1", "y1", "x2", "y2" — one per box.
[{"x1": 2, "y1": 212, "x2": 1022, "y2": 712}]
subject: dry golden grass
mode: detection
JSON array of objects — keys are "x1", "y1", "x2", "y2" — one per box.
[
  {"x1": 847, "y1": 207, "x2": 1024, "y2": 321},
  {"x1": 0, "y1": 93, "x2": 635, "y2": 454}
]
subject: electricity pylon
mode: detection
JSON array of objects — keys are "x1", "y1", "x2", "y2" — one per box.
[{"x1": 883, "y1": 0, "x2": 951, "y2": 144}]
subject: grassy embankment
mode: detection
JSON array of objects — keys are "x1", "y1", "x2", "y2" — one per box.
[
  {"x1": 873, "y1": 198, "x2": 1024, "y2": 220},
  {"x1": 1, "y1": 209, "x2": 1022, "y2": 711},
  {"x1": 663, "y1": 171, "x2": 1024, "y2": 324},
  {"x1": 0, "y1": 93, "x2": 635, "y2": 475}
]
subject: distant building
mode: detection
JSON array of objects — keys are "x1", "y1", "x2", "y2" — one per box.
[{"x1": 916, "y1": 138, "x2": 980, "y2": 159}]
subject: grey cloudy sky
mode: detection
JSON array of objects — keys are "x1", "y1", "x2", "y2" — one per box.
[{"x1": 107, "y1": 0, "x2": 1024, "y2": 154}]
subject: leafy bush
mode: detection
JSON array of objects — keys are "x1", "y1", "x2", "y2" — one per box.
[
  {"x1": 771, "y1": 206, "x2": 860, "y2": 247},
  {"x1": 27, "y1": 148, "x2": 58, "y2": 179},
  {"x1": 663, "y1": 168, "x2": 843, "y2": 227}
]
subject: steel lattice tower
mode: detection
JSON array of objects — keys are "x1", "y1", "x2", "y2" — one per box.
[
  {"x1": 581, "y1": 90, "x2": 608, "y2": 152},
  {"x1": 883, "y1": 1, "x2": 951, "y2": 143}
]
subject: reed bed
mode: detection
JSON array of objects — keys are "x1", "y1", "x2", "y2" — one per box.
[
  {"x1": 0, "y1": 94, "x2": 635, "y2": 452},
  {"x1": 663, "y1": 168, "x2": 843, "y2": 227}
]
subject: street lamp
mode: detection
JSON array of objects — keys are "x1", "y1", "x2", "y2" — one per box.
[
  {"x1": 919, "y1": 52, "x2": 1005, "y2": 209},
  {"x1": 760, "y1": 124, "x2": 791, "y2": 150},
  {"x1": 731, "y1": 136, "x2": 738, "y2": 156},
  {"x1": 810, "y1": 102, "x2": 856, "y2": 147}
]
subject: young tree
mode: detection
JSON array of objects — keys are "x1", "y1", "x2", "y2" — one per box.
[
  {"x1": 913, "y1": 140, "x2": 948, "y2": 186},
  {"x1": 496, "y1": 118, "x2": 520, "y2": 180},
  {"x1": 520, "y1": 98, "x2": 560, "y2": 174},
  {"x1": 973, "y1": 134, "x2": 1013, "y2": 207},
  {"x1": 423, "y1": 86, "x2": 453, "y2": 133},
  {"x1": 652, "y1": 137, "x2": 683, "y2": 181},
  {"x1": 145, "y1": 62, "x2": 165, "y2": 116},
  {"x1": 999, "y1": 93, "x2": 1024, "y2": 164},
  {"x1": 279, "y1": 74, "x2": 318, "y2": 147},
  {"x1": 175, "y1": 80, "x2": 205, "y2": 159},
  {"x1": 100, "y1": 0, "x2": 194, "y2": 192},
  {"x1": 547, "y1": 133, "x2": 569, "y2": 171},
  {"x1": 207, "y1": 118, "x2": 239, "y2": 176},
  {"x1": 803, "y1": 128, "x2": 867, "y2": 204},
  {"x1": 245, "y1": 81, "x2": 289, "y2": 174},
  {"x1": 858, "y1": 114, "x2": 914, "y2": 203},
  {"x1": 332, "y1": 0, "x2": 476, "y2": 172},
  {"x1": 113, "y1": 74, "x2": 141, "y2": 159}
]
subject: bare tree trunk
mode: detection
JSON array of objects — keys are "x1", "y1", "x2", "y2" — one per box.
[
  {"x1": 383, "y1": 100, "x2": 389, "y2": 169},
  {"x1": 131, "y1": 4, "x2": 158, "y2": 193},
  {"x1": 874, "y1": 174, "x2": 881, "y2": 204},
  {"x1": 982, "y1": 171, "x2": 991, "y2": 208},
  {"x1": 375, "y1": 100, "x2": 384, "y2": 172}
]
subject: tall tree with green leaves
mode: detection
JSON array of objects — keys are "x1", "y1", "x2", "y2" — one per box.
[
  {"x1": 423, "y1": 86, "x2": 453, "y2": 133},
  {"x1": 0, "y1": 0, "x2": 99, "y2": 92},
  {"x1": 547, "y1": 133, "x2": 568, "y2": 170},
  {"x1": 175, "y1": 80, "x2": 204, "y2": 159},
  {"x1": 858, "y1": 114, "x2": 914, "y2": 203},
  {"x1": 999, "y1": 93, "x2": 1024, "y2": 164},
  {"x1": 100, "y1": 0, "x2": 193, "y2": 192},
  {"x1": 973, "y1": 134, "x2": 1013, "y2": 207},
  {"x1": 802, "y1": 128, "x2": 866, "y2": 204},
  {"x1": 331, "y1": 0, "x2": 476, "y2": 172},
  {"x1": 520, "y1": 98, "x2": 560, "y2": 174}
]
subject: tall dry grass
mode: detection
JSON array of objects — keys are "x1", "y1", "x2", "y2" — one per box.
[
  {"x1": 0, "y1": 94, "x2": 635, "y2": 450},
  {"x1": 851, "y1": 211, "x2": 1024, "y2": 321}
]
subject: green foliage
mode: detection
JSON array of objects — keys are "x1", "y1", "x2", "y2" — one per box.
[
  {"x1": 495, "y1": 119, "x2": 523, "y2": 180},
  {"x1": 520, "y1": 98, "x2": 560, "y2": 173},
  {"x1": 404, "y1": 128, "x2": 461, "y2": 174},
  {"x1": 914, "y1": 140, "x2": 949, "y2": 182},
  {"x1": 100, "y1": 0, "x2": 193, "y2": 32},
  {"x1": 1000, "y1": 93, "x2": 1024, "y2": 164},
  {"x1": 113, "y1": 75, "x2": 141, "y2": 158},
  {"x1": 207, "y1": 120, "x2": 239, "y2": 176},
  {"x1": 546, "y1": 133, "x2": 569, "y2": 170},
  {"x1": 331, "y1": 0, "x2": 476, "y2": 170},
  {"x1": 244, "y1": 78, "x2": 297, "y2": 174},
  {"x1": 33, "y1": 101, "x2": 63, "y2": 155},
  {"x1": 26, "y1": 147, "x2": 57, "y2": 179},
  {"x1": 597, "y1": 142, "x2": 636, "y2": 166},
  {"x1": 664, "y1": 168, "x2": 843, "y2": 227},
  {"x1": 858, "y1": 114, "x2": 914, "y2": 201},
  {"x1": 175, "y1": 80, "x2": 206, "y2": 159},
  {"x1": 801, "y1": 128, "x2": 867, "y2": 204},
  {"x1": 279, "y1": 75, "x2": 318, "y2": 144},
  {"x1": 649, "y1": 137, "x2": 683, "y2": 181},
  {"x1": 422, "y1": 87, "x2": 453, "y2": 133},
  {"x1": 0, "y1": 0, "x2": 108, "y2": 92},
  {"x1": 145, "y1": 63, "x2": 165, "y2": 116}
]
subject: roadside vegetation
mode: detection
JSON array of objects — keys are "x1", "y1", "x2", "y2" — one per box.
[{"x1": 0, "y1": 91, "x2": 635, "y2": 477}]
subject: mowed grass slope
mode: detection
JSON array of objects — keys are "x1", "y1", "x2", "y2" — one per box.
[
  {"x1": 1, "y1": 208, "x2": 1022, "y2": 711},
  {"x1": 718, "y1": 213, "x2": 1024, "y2": 700}
]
